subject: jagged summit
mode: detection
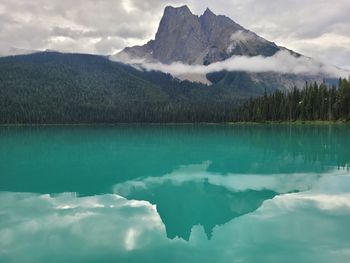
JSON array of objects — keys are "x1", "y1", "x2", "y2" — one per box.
[
  {"x1": 200, "y1": 8, "x2": 218, "y2": 22},
  {"x1": 116, "y1": 5, "x2": 279, "y2": 65},
  {"x1": 164, "y1": 5, "x2": 192, "y2": 15},
  {"x1": 203, "y1": 8, "x2": 215, "y2": 16}
]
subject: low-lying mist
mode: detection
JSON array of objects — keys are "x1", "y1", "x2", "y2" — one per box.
[{"x1": 113, "y1": 50, "x2": 349, "y2": 79}]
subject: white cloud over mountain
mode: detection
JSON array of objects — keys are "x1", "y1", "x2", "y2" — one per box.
[{"x1": 118, "y1": 51, "x2": 349, "y2": 78}]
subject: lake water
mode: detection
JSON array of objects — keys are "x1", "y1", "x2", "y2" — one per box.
[{"x1": 1, "y1": 124, "x2": 350, "y2": 263}]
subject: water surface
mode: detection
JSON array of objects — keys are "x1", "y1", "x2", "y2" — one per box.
[{"x1": 0, "y1": 124, "x2": 350, "y2": 262}]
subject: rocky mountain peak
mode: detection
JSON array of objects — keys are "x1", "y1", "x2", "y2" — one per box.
[
  {"x1": 152, "y1": 6, "x2": 205, "y2": 64},
  {"x1": 113, "y1": 5, "x2": 325, "y2": 91},
  {"x1": 202, "y1": 8, "x2": 216, "y2": 17},
  {"x1": 157, "y1": 5, "x2": 198, "y2": 37},
  {"x1": 163, "y1": 5, "x2": 193, "y2": 17},
  {"x1": 117, "y1": 5, "x2": 280, "y2": 65}
]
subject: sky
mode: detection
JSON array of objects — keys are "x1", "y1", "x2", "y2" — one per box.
[{"x1": 0, "y1": 0, "x2": 349, "y2": 69}]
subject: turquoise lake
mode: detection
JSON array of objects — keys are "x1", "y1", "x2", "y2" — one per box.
[{"x1": 0, "y1": 124, "x2": 350, "y2": 263}]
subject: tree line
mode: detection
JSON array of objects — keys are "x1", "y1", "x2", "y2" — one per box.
[{"x1": 233, "y1": 79, "x2": 350, "y2": 122}]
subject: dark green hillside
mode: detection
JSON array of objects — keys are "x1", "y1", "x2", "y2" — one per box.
[{"x1": 0, "y1": 52, "x2": 245, "y2": 124}]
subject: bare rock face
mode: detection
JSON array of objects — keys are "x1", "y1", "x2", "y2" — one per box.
[
  {"x1": 117, "y1": 5, "x2": 280, "y2": 65},
  {"x1": 152, "y1": 6, "x2": 207, "y2": 64}
]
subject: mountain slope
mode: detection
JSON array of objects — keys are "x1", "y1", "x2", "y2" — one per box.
[{"x1": 0, "y1": 52, "x2": 248, "y2": 124}]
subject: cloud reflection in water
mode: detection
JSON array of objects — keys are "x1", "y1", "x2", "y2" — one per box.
[{"x1": 0, "y1": 165, "x2": 349, "y2": 263}]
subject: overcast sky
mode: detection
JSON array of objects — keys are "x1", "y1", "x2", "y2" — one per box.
[{"x1": 0, "y1": 0, "x2": 349, "y2": 69}]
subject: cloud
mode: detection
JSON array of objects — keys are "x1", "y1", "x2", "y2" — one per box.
[
  {"x1": 230, "y1": 30, "x2": 257, "y2": 43},
  {"x1": 289, "y1": 34, "x2": 350, "y2": 69},
  {"x1": 120, "y1": 50, "x2": 349, "y2": 78},
  {"x1": 94, "y1": 37, "x2": 126, "y2": 54},
  {"x1": 0, "y1": 192, "x2": 169, "y2": 262},
  {"x1": 0, "y1": 0, "x2": 169, "y2": 54},
  {"x1": 274, "y1": 193, "x2": 350, "y2": 212},
  {"x1": 113, "y1": 162, "x2": 346, "y2": 196},
  {"x1": 0, "y1": 0, "x2": 349, "y2": 69},
  {"x1": 226, "y1": 30, "x2": 260, "y2": 53}
]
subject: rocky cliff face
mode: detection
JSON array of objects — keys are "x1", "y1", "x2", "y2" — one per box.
[
  {"x1": 152, "y1": 6, "x2": 207, "y2": 64},
  {"x1": 118, "y1": 5, "x2": 280, "y2": 65}
]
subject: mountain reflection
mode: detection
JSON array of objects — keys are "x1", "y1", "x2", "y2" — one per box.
[
  {"x1": 117, "y1": 179, "x2": 277, "y2": 240},
  {"x1": 113, "y1": 162, "x2": 328, "y2": 241},
  {"x1": 1, "y1": 170, "x2": 349, "y2": 263}
]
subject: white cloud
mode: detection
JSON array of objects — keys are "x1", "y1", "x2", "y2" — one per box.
[
  {"x1": 274, "y1": 193, "x2": 350, "y2": 212},
  {"x1": 0, "y1": 192, "x2": 166, "y2": 259},
  {"x1": 230, "y1": 30, "x2": 257, "y2": 43},
  {"x1": 113, "y1": 162, "x2": 348, "y2": 195},
  {"x1": 227, "y1": 30, "x2": 259, "y2": 53},
  {"x1": 0, "y1": 0, "x2": 349, "y2": 69},
  {"x1": 120, "y1": 50, "x2": 349, "y2": 78}
]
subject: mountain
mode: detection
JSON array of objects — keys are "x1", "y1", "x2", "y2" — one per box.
[
  {"x1": 0, "y1": 52, "x2": 249, "y2": 124},
  {"x1": 116, "y1": 5, "x2": 323, "y2": 90},
  {"x1": 118, "y1": 6, "x2": 281, "y2": 65},
  {"x1": 0, "y1": 6, "x2": 344, "y2": 124}
]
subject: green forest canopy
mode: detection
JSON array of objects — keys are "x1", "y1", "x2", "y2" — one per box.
[{"x1": 233, "y1": 79, "x2": 350, "y2": 122}]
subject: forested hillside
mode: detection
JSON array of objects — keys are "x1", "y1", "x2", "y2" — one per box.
[
  {"x1": 233, "y1": 79, "x2": 350, "y2": 122},
  {"x1": 0, "y1": 52, "x2": 246, "y2": 124}
]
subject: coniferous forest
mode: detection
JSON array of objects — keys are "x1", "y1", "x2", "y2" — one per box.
[
  {"x1": 233, "y1": 79, "x2": 350, "y2": 122},
  {"x1": 0, "y1": 52, "x2": 349, "y2": 124},
  {"x1": 0, "y1": 52, "x2": 244, "y2": 124}
]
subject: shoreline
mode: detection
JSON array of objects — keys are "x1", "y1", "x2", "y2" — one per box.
[
  {"x1": 228, "y1": 120, "x2": 350, "y2": 125},
  {"x1": 0, "y1": 120, "x2": 349, "y2": 127}
]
